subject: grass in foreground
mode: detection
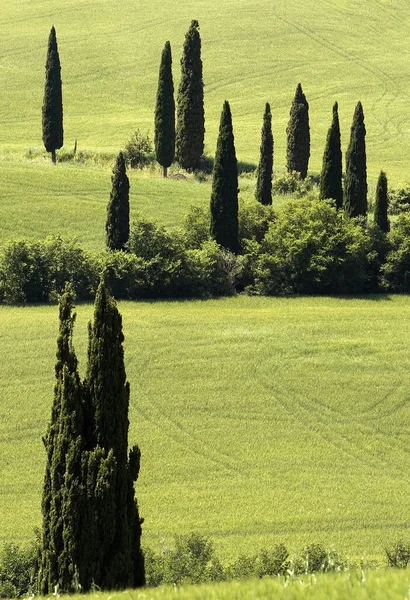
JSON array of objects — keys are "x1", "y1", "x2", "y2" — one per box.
[{"x1": 2, "y1": 296, "x2": 410, "y2": 562}]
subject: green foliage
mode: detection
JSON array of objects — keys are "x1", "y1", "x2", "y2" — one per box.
[
  {"x1": 374, "y1": 171, "x2": 389, "y2": 232},
  {"x1": 106, "y1": 152, "x2": 130, "y2": 251},
  {"x1": 154, "y1": 42, "x2": 175, "y2": 177},
  {"x1": 286, "y1": 83, "x2": 310, "y2": 179},
  {"x1": 385, "y1": 540, "x2": 410, "y2": 568},
  {"x1": 272, "y1": 171, "x2": 314, "y2": 196},
  {"x1": 344, "y1": 102, "x2": 368, "y2": 217},
  {"x1": 124, "y1": 130, "x2": 153, "y2": 169},
  {"x1": 320, "y1": 102, "x2": 343, "y2": 209},
  {"x1": 183, "y1": 206, "x2": 210, "y2": 249},
  {"x1": 176, "y1": 20, "x2": 205, "y2": 170},
  {"x1": 210, "y1": 101, "x2": 239, "y2": 254},
  {"x1": 0, "y1": 542, "x2": 37, "y2": 598},
  {"x1": 255, "y1": 103, "x2": 273, "y2": 206},
  {"x1": 42, "y1": 26, "x2": 63, "y2": 163},
  {"x1": 387, "y1": 182, "x2": 410, "y2": 215},
  {"x1": 238, "y1": 200, "x2": 275, "y2": 246},
  {"x1": 380, "y1": 214, "x2": 410, "y2": 291},
  {"x1": 252, "y1": 199, "x2": 372, "y2": 295}
]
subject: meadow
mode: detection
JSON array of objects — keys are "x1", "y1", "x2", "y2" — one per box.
[{"x1": 2, "y1": 295, "x2": 410, "y2": 564}]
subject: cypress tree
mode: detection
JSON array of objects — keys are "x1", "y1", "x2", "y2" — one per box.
[
  {"x1": 320, "y1": 102, "x2": 343, "y2": 208},
  {"x1": 155, "y1": 41, "x2": 175, "y2": 178},
  {"x1": 374, "y1": 170, "x2": 389, "y2": 232},
  {"x1": 255, "y1": 103, "x2": 274, "y2": 206},
  {"x1": 106, "y1": 152, "x2": 130, "y2": 251},
  {"x1": 210, "y1": 101, "x2": 239, "y2": 254},
  {"x1": 38, "y1": 287, "x2": 84, "y2": 594},
  {"x1": 84, "y1": 282, "x2": 144, "y2": 589},
  {"x1": 42, "y1": 26, "x2": 63, "y2": 164},
  {"x1": 344, "y1": 101, "x2": 368, "y2": 217},
  {"x1": 175, "y1": 20, "x2": 205, "y2": 170},
  {"x1": 286, "y1": 83, "x2": 310, "y2": 179}
]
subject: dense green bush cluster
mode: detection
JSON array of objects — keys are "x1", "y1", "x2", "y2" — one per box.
[
  {"x1": 3, "y1": 197, "x2": 410, "y2": 305},
  {"x1": 0, "y1": 542, "x2": 37, "y2": 598}
]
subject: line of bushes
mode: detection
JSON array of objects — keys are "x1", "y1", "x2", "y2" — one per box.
[{"x1": 3, "y1": 196, "x2": 410, "y2": 305}]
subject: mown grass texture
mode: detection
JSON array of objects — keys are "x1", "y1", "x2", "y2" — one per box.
[
  {"x1": 2, "y1": 296, "x2": 410, "y2": 563},
  {"x1": 1, "y1": 0, "x2": 410, "y2": 181}
]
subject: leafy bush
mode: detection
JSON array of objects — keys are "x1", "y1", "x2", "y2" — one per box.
[
  {"x1": 0, "y1": 542, "x2": 37, "y2": 598},
  {"x1": 380, "y1": 214, "x2": 410, "y2": 291},
  {"x1": 239, "y1": 200, "x2": 276, "y2": 247},
  {"x1": 388, "y1": 183, "x2": 410, "y2": 215},
  {"x1": 252, "y1": 199, "x2": 373, "y2": 295},
  {"x1": 183, "y1": 206, "x2": 210, "y2": 250},
  {"x1": 228, "y1": 544, "x2": 289, "y2": 580},
  {"x1": 124, "y1": 129, "x2": 154, "y2": 169},
  {"x1": 272, "y1": 171, "x2": 314, "y2": 197},
  {"x1": 385, "y1": 540, "x2": 410, "y2": 568},
  {"x1": 292, "y1": 544, "x2": 349, "y2": 574},
  {"x1": 0, "y1": 240, "x2": 50, "y2": 304}
]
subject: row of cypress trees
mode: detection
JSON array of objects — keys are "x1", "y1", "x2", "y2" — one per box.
[{"x1": 38, "y1": 283, "x2": 144, "y2": 593}]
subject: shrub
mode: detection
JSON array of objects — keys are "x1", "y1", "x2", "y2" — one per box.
[
  {"x1": 388, "y1": 183, "x2": 410, "y2": 215},
  {"x1": 189, "y1": 240, "x2": 239, "y2": 298},
  {"x1": 124, "y1": 129, "x2": 154, "y2": 169},
  {"x1": 385, "y1": 540, "x2": 410, "y2": 568},
  {"x1": 0, "y1": 240, "x2": 50, "y2": 304},
  {"x1": 183, "y1": 206, "x2": 210, "y2": 249},
  {"x1": 0, "y1": 542, "x2": 37, "y2": 598},
  {"x1": 100, "y1": 250, "x2": 147, "y2": 299},
  {"x1": 292, "y1": 544, "x2": 348, "y2": 574},
  {"x1": 272, "y1": 171, "x2": 314, "y2": 197},
  {"x1": 239, "y1": 200, "x2": 276, "y2": 247},
  {"x1": 381, "y1": 214, "x2": 410, "y2": 291}
]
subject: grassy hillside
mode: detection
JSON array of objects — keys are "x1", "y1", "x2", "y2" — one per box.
[
  {"x1": 2, "y1": 0, "x2": 410, "y2": 181},
  {"x1": 2, "y1": 296, "x2": 410, "y2": 561}
]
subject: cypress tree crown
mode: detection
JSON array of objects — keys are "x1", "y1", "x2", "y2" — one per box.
[
  {"x1": 175, "y1": 20, "x2": 205, "y2": 170},
  {"x1": 255, "y1": 102, "x2": 274, "y2": 206},
  {"x1": 286, "y1": 83, "x2": 310, "y2": 179},
  {"x1": 344, "y1": 101, "x2": 368, "y2": 217},
  {"x1": 154, "y1": 41, "x2": 175, "y2": 177},
  {"x1": 374, "y1": 170, "x2": 389, "y2": 232},
  {"x1": 210, "y1": 100, "x2": 239, "y2": 254},
  {"x1": 42, "y1": 26, "x2": 63, "y2": 163},
  {"x1": 319, "y1": 101, "x2": 343, "y2": 208},
  {"x1": 106, "y1": 152, "x2": 130, "y2": 251}
]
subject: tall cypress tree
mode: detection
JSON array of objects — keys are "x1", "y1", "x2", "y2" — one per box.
[
  {"x1": 374, "y1": 170, "x2": 389, "y2": 232},
  {"x1": 255, "y1": 103, "x2": 274, "y2": 206},
  {"x1": 38, "y1": 283, "x2": 144, "y2": 593},
  {"x1": 38, "y1": 287, "x2": 84, "y2": 594},
  {"x1": 155, "y1": 41, "x2": 175, "y2": 178},
  {"x1": 42, "y1": 26, "x2": 63, "y2": 164},
  {"x1": 344, "y1": 101, "x2": 368, "y2": 217},
  {"x1": 210, "y1": 101, "x2": 239, "y2": 254},
  {"x1": 106, "y1": 152, "x2": 130, "y2": 251},
  {"x1": 286, "y1": 83, "x2": 310, "y2": 179},
  {"x1": 84, "y1": 282, "x2": 144, "y2": 589},
  {"x1": 320, "y1": 102, "x2": 343, "y2": 208},
  {"x1": 175, "y1": 20, "x2": 205, "y2": 170}
]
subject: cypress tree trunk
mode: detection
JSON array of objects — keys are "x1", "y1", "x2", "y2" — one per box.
[
  {"x1": 286, "y1": 83, "x2": 310, "y2": 179},
  {"x1": 344, "y1": 101, "x2": 368, "y2": 217},
  {"x1": 210, "y1": 101, "x2": 239, "y2": 254},
  {"x1": 42, "y1": 27, "x2": 63, "y2": 164},
  {"x1": 255, "y1": 103, "x2": 274, "y2": 206},
  {"x1": 155, "y1": 41, "x2": 175, "y2": 178},
  {"x1": 106, "y1": 152, "x2": 130, "y2": 251},
  {"x1": 319, "y1": 102, "x2": 343, "y2": 208},
  {"x1": 374, "y1": 170, "x2": 389, "y2": 232},
  {"x1": 176, "y1": 20, "x2": 205, "y2": 170}
]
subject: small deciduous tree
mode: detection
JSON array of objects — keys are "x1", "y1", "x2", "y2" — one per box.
[
  {"x1": 255, "y1": 103, "x2": 274, "y2": 206},
  {"x1": 320, "y1": 102, "x2": 343, "y2": 208},
  {"x1": 344, "y1": 101, "x2": 367, "y2": 217},
  {"x1": 42, "y1": 26, "x2": 63, "y2": 164},
  {"x1": 374, "y1": 170, "x2": 389, "y2": 232},
  {"x1": 286, "y1": 83, "x2": 310, "y2": 179},
  {"x1": 210, "y1": 101, "x2": 239, "y2": 254},
  {"x1": 106, "y1": 152, "x2": 130, "y2": 251},
  {"x1": 176, "y1": 20, "x2": 205, "y2": 170},
  {"x1": 155, "y1": 41, "x2": 175, "y2": 177}
]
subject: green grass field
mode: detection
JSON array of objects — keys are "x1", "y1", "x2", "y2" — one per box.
[
  {"x1": 2, "y1": 0, "x2": 410, "y2": 181},
  {"x1": 34, "y1": 570, "x2": 410, "y2": 600},
  {"x1": 2, "y1": 296, "x2": 410, "y2": 563}
]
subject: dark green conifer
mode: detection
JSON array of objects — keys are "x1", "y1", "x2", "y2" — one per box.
[
  {"x1": 42, "y1": 26, "x2": 63, "y2": 164},
  {"x1": 286, "y1": 83, "x2": 310, "y2": 179},
  {"x1": 344, "y1": 101, "x2": 368, "y2": 217},
  {"x1": 84, "y1": 282, "x2": 144, "y2": 589},
  {"x1": 374, "y1": 170, "x2": 389, "y2": 232},
  {"x1": 38, "y1": 287, "x2": 84, "y2": 594},
  {"x1": 155, "y1": 41, "x2": 175, "y2": 178},
  {"x1": 210, "y1": 101, "x2": 239, "y2": 254},
  {"x1": 255, "y1": 103, "x2": 274, "y2": 206},
  {"x1": 175, "y1": 20, "x2": 205, "y2": 170},
  {"x1": 106, "y1": 152, "x2": 130, "y2": 251},
  {"x1": 320, "y1": 102, "x2": 343, "y2": 208}
]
